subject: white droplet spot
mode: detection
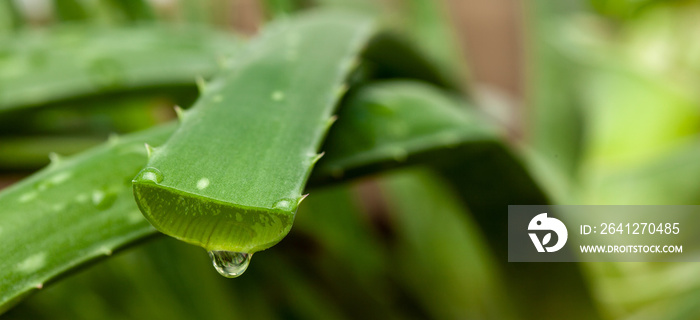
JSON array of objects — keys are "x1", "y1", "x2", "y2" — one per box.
[
  {"x1": 76, "y1": 193, "x2": 88, "y2": 203},
  {"x1": 49, "y1": 172, "x2": 72, "y2": 185},
  {"x1": 92, "y1": 190, "x2": 105, "y2": 205},
  {"x1": 271, "y1": 91, "x2": 285, "y2": 101},
  {"x1": 16, "y1": 252, "x2": 46, "y2": 273},
  {"x1": 19, "y1": 192, "x2": 37, "y2": 203},
  {"x1": 197, "y1": 178, "x2": 210, "y2": 190}
]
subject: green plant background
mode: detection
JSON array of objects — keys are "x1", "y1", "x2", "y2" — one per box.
[{"x1": 2, "y1": 0, "x2": 700, "y2": 319}]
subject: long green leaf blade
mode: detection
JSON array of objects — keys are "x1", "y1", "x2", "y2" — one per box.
[
  {"x1": 132, "y1": 11, "x2": 375, "y2": 254},
  {"x1": 313, "y1": 80, "x2": 496, "y2": 182},
  {"x1": 0, "y1": 123, "x2": 175, "y2": 313},
  {"x1": 0, "y1": 24, "x2": 238, "y2": 111}
]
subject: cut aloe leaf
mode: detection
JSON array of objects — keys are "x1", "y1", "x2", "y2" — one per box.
[
  {"x1": 0, "y1": 24, "x2": 238, "y2": 111},
  {"x1": 132, "y1": 11, "x2": 375, "y2": 255}
]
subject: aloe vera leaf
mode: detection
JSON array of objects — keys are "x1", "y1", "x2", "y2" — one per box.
[
  {"x1": 0, "y1": 24, "x2": 238, "y2": 111},
  {"x1": 0, "y1": 93, "x2": 177, "y2": 136},
  {"x1": 6, "y1": 237, "x2": 249, "y2": 320},
  {"x1": 0, "y1": 123, "x2": 175, "y2": 314},
  {"x1": 132, "y1": 11, "x2": 375, "y2": 254},
  {"x1": 312, "y1": 79, "x2": 496, "y2": 183}
]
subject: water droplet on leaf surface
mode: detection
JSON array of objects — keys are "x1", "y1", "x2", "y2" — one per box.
[
  {"x1": 208, "y1": 251, "x2": 251, "y2": 278},
  {"x1": 134, "y1": 167, "x2": 164, "y2": 184}
]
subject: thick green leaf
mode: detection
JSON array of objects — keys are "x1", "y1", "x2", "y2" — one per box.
[
  {"x1": 132, "y1": 10, "x2": 375, "y2": 254},
  {"x1": 312, "y1": 80, "x2": 496, "y2": 183},
  {"x1": 0, "y1": 123, "x2": 175, "y2": 313},
  {"x1": 0, "y1": 24, "x2": 238, "y2": 111}
]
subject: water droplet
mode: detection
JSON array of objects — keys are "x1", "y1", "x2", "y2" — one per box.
[
  {"x1": 208, "y1": 251, "x2": 251, "y2": 278},
  {"x1": 134, "y1": 167, "x2": 164, "y2": 184}
]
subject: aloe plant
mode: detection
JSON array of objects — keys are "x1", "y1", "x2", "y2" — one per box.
[
  {"x1": 0, "y1": 76, "x2": 527, "y2": 310},
  {"x1": 8, "y1": 0, "x2": 697, "y2": 319},
  {"x1": 132, "y1": 11, "x2": 375, "y2": 276}
]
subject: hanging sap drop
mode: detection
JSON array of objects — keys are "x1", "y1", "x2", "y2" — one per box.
[{"x1": 208, "y1": 251, "x2": 252, "y2": 278}]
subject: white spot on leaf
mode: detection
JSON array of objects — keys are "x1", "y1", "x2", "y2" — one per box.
[
  {"x1": 19, "y1": 192, "x2": 37, "y2": 203},
  {"x1": 49, "y1": 172, "x2": 72, "y2": 185},
  {"x1": 16, "y1": 252, "x2": 46, "y2": 273},
  {"x1": 197, "y1": 178, "x2": 210, "y2": 190},
  {"x1": 271, "y1": 91, "x2": 285, "y2": 101}
]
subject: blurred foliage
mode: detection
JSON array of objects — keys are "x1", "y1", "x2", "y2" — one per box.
[{"x1": 2, "y1": 0, "x2": 700, "y2": 319}]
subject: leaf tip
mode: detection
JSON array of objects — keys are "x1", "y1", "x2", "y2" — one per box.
[
  {"x1": 311, "y1": 152, "x2": 325, "y2": 165},
  {"x1": 145, "y1": 143, "x2": 155, "y2": 158},
  {"x1": 174, "y1": 105, "x2": 185, "y2": 121},
  {"x1": 325, "y1": 115, "x2": 338, "y2": 130},
  {"x1": 48, "y1": 152, "x2": 62, "y2": 165},
  {"x1": 297, "y1": 194, "x2": 309, "y2": 206}
]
